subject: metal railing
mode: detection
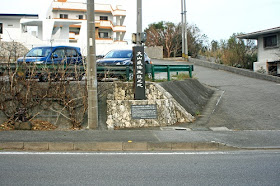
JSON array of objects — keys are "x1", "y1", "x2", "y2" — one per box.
[
  {"x1": 0, "y1": 63, "x2": 194, "y2": 82},
  {"x1": 149, "y1": 64, "x2": 194, "y2": 81}
]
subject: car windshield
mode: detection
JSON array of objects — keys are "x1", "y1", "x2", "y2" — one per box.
[
  {"x1": 26, "y1": 48, "x2": 52, "y2": 57},
  {"x1": 104, "y1": 50, "x2": 132, "y2": 59}
]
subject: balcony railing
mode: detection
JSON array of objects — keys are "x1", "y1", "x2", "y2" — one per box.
[
  {"x1": 52, "y1": 2, "x2": 126, "y2": 16},
  {"x1": 96, "y1": 20, "x2": 126, "y2": 32}
]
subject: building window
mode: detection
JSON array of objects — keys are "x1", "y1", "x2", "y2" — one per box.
[
  {"x1": 60, "y1": 14, "x2": 68, "y2": 19},
  {"x1": 0, "y1": 23, "x2": 3, "y2": 34},
  {"x1": 99, "y1": 32, "x2": 109, "y2": 38},
  {"x1": 78, "y1": 15, "x2": 83, "y2": 19},
  {"x1": 264, "y1": 35, "x2": 278, "y2": 48},
  {"x1": 100, "y1": 16, "x2": 108, "y2": 21}
]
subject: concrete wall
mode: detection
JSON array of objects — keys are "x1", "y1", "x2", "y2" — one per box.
[
  {"x1": 0, "y1": 81, "x2": 87, "y2": 129},
  {"x1": 159, "y1": 79, "x2": 214, "y2": 116},
  {"x1": 189, "y1": 57, "x2": 280, "y2": 83},
  {"x1": 145, "y1": 46, "x2": 163, "y2": 59}
]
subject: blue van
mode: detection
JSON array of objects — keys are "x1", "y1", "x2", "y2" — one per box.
[{"x1": 17, "y1": 46, "x2": 83, "y2": 64}]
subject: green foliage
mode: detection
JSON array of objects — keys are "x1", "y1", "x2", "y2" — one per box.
[
  {"x1": 204, "y1": 33, "x2": 257, "y2": 69},
  {"x1": 145, "y1": 21, "x2": 257, "y2": 70},
  {"x1": 195, "y1": 110, "x2": 201, "y2": 116},
  {"x1": 187, "y1": 24, "x2": 208, "y2": 57}
]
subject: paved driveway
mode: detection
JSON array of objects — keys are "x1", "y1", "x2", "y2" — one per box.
[{"x1": 152, "y1": 59, "x2": 280, "y2": 130}]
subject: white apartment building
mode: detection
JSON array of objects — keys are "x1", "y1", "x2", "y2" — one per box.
[
  {"x1": 0, "y1": 0, "x2": 129, "y2": 55},
  {"x1": 238, "y1": 27, "x2": 280, "y2": 76},
  {"x1": 0, "y1": 14, "x2": 39, "y2": 42}
]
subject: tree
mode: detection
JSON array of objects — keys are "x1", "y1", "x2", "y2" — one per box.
[
  {"x1": 204, "y1": 33, "x2": 257, "y2": 69},
  {"x1": 145, "y1": 21, "x2": 207, "y2": 58},
  {"x1": 145, "y1": 21, "x2": 181, "y2": 58},
  {"x1": 187, "y1": 24, "x2": 208, "y2": 57}
]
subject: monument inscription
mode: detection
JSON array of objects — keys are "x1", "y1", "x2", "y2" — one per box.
[{"x1": 131, "y1": 105, "x2": 157, "y2": 119}]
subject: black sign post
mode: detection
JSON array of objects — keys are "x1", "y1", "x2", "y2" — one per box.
[{"x1": 133, "y1": 46, "x2": 146, "y2": 100}]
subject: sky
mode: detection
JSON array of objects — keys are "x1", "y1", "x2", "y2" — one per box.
[{"x1": 0, "y1": 0, "x2": 279, "y2": 43}]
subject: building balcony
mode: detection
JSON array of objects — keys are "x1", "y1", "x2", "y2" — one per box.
[
  {"x1": 52, "y1": 2, "x2": 126, "y2": 16},
  {"x1": 113, "y1": 26, "x2": 126, "y2": 32},
  {"x1": 96, "y1": 20, "x2": 126, "y2": 32}
]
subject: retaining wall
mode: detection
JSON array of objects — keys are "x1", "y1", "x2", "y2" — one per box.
[
  {"x1": 189, "y1": 58, "x2": 280, "y2": 83},
  {"x1": 106, "y1": 82, "x2": 195, "y2": 129}
]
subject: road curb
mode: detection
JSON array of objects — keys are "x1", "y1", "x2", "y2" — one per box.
[{"x1": 0, "y1": 141, "x2": 239, "y2": 151}]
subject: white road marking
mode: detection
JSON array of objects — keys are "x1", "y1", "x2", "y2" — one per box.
[
  {"x1": 212, "y1": 90, "x2": 225, "y2": 114},
  {"x1": 1, "y1": 151, "x2": 279, "y2": 156}
]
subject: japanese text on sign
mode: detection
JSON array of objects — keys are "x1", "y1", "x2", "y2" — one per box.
[
  {"x1": 133, "y1": 46, "x2": 145, "y2": 100},
  {"x1": 136, "y1": 51, "x2": 144, "y2": 88}
]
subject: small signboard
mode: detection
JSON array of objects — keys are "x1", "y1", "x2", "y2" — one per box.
[
  {"x1": 131, "y1": 105, "x2": 157, "y2": 119},
  {"x1": 133, "y1": 46, "x2": 146, "y2": 100}
]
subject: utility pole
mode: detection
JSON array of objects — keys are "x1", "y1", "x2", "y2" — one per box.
[
  {"x1": 181, "y1": 0, "x2": 185, "y2": 58},
  {"x1": 136, "y1": 0, "x2": 142, "y2": 46},
  {"x1": 181, "y1": 0, "x2": 188, "y2": 60},
  {"x1": 87, "y1": 0, "x2": 98, "y2": 129},
  {"x1": 184, "y1": 0, "x2": 188, "y2": 60}
]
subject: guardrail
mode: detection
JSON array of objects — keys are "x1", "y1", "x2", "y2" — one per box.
[
  {"x1": 0, "y1": 63, "x2": 194, "y2": 81},
  {"x1": 149, "y1": 64, "x2": 194, "y2": 81},
  {"x1": 0, "y1": 63, "x2": 134, "y2": 81}
]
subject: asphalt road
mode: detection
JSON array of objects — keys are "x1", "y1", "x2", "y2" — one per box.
[
  {"x1": 0, "y1": 151, "x2": 279, "y2": 185},
  {"x1": 153, "y1": 59, "x2": 280, "y2": 130}
]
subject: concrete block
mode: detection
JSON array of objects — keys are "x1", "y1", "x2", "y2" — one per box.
[
  {"x1": 0, "y1": 142, "x2": 24, "y2": 149},
  {"x1": 74, "y1": 142, "x2": 98, "y2": 151},
  {"x1": 49, "y1": 142, "x2": 74, "y2": 151},
  {"x1": 147, "y1": 142, "x2": 172, "y2": 151},
  {"x1": 24, "y1": 142, "x2": 49, "y2": 151},
  {"x1": 97, "y1": 142, "x2": 123, "y2": 151},
  {"x1": 192, "y1": 142, "x2": 219, "y2": 151},
  {"x1": 171, "y1": 143, "x2": 193, "y2": 151},
  {"x1": 123, "y1": 142, "x2": 148, "y2": 151}
]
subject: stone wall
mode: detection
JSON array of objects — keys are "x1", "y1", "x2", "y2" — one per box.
[
  {"x1": 0, "y1": 81, "x2": 196, "y2": 130},
  {"x1": 106, "y1": 82, "x2": 195, "y2": 129}
]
